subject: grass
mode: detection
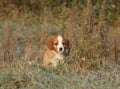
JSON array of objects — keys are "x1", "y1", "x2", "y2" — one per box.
[
  {"x1": 0, "y1": 62, "x2": 120, "y2": 89},
  {"x1": 0, "y1": 1, "x2": 120, "y2": 89}
]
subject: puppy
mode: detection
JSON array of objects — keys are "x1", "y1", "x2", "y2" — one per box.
[{"x1": 42, "y1": 35, "x2": 70, "y2": 67}]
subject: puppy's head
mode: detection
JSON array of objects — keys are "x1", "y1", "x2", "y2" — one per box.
[{"x1": 47, "y1": 35, "x2": 70, "y2": 54}]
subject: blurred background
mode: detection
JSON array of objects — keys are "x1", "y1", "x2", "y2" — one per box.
[
  {"x1": 0, "y1": 0, "x2": 120, "y2": 67},
  {"x1": 0, "y1": 0, "x2": 120, "y2": 89}
]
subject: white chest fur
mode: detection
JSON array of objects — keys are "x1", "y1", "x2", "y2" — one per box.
[
  {"x1": 51, "y1": 51, "x2": 65, "y2": 66},
  {"x1": 52, "y1": 51, "x2": 64, "y2": 59}
]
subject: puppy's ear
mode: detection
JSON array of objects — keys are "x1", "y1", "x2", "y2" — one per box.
[
  {"x1": 47, "y1": 36, "x2": 54, "y2": 50},
  {"x1": 66, "y1": 39, "x2": 70, "y2": 49},
  {"x1": 64, "y1": 37, "x2": 70, "y2": 56},
  {"x1": 65, "y1": 39, "x2": 70, "y2": 56},
  {"x1": 62, "y1": 35, "x2": 69, "y2": 49}
]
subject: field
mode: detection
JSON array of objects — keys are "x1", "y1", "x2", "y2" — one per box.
[{"x1": 0, "y1": 0, "x2": 120, "y2": 89}]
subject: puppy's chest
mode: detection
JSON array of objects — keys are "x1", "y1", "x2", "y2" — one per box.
[
  {"x1": 54, "y1": 53, "x2": 64, "y2": 60},
  {"x1": 52, "y1": 53, "x2": 65, "y2": 65}
]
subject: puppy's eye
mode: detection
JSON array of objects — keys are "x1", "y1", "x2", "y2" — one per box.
[
  {"x1": 62, "y1": 42, "x2": 65, "y2": 45},
  {"x1": 54, "y1": 43, "x2": 58, "y2": 45}
]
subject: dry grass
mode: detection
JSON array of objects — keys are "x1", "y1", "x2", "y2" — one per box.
[{"x1": 0, "y1": 1, "x2": 120, "y2": 89}]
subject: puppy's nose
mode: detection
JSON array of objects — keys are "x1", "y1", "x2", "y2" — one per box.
[{"x1": 59, "y1": 47, "x2": 63, "y2": 51}]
